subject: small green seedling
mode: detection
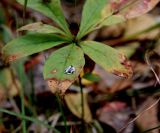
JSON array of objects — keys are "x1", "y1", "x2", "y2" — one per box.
[{"x1": 2, "y1": 0, "x2": 159, "y2": 94}]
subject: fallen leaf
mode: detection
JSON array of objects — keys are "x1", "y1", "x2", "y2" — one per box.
[
  {"x1": 104, "y1": 0, "x2": 160, "y2": 19},
  {"x1": 101, "y1": 0, "x2": 160, "y2": 27},
  {"x1": 124, "y1": 15, "x2": 160, "y2": 39},
  {"x1": 65, "y1": 93, "x2": 92, "y2": 123},
  {"x1": 0, "y1": 68, "x2": 20, "y2": 99}
]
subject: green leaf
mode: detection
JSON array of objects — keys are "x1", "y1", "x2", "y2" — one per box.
[
  {"x1": 80, "y1": 41, "x2": 133, "y2": 78},
  {"x1": 2, "y1": 33, "x2": 66, "y2": 62},
  {"x1": 76, "y1": 0, "x2": 108, "y2": 40},
  {"x1": 83, "y1": 73, "x2": 101, "y2": 82},
  {"x1": 18, "y1": 22, "x2": 65, "y2": 35},
  {"x1": 43, "y1": 44, "x2": 85, "y2": 94},
  {"x1": 17, "y1": 0, "x2": 72, "y2": 37},
  {"x1": 100, "y1": 15, "x2": 125, "y2": 26}
]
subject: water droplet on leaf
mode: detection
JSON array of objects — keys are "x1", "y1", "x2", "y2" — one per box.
[{"x1": 64, "y1": 65, "x2": 75, "y2": 74}]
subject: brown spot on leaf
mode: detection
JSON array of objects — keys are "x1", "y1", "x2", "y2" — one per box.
[
  {"x1": 51, "y1": 69, "x2": 57, "y2": 74},
  {"x1": 113, "y1": 70, "x2": 130, "y2": 79},
  {"x1": 8, "y1": 54, "x2": 19, "y2": 62},
  {"x1": 112, "y1": 53, "x2": 133, "y2": 78},
  {"x1": 110, "y1": 0, "x2": 128, "y2": 11},
  {"x1": 119, "y1": 53, "x2": 132, "y2": 68},
  {"x1": 47, "y1": 78, "x2": 72, "y2": 94}
]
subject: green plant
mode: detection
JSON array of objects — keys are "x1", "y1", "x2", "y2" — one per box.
[{"x1": 2, "y1": 0, "x2": 159, "y2": 94}]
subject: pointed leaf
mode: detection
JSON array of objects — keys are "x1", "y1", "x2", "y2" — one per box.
[
  {"x1": 2, "y1": 34, "x2": 66, "y2": 62},
  {"x1": 76, "y1": 0, "x2": 108, "y2": 40},
  {"x1": 80, "y1": 41, "x2": 133, "y2": 78},
  {"x1": 17, "y1": 0, "x2": 71, "y2": 36},
  {"x1": 43, "y1": 44, "x2": 85, "y2": 94},
  {"x1": 18, "y1": 22, "x2": 65, "y2": 35}
]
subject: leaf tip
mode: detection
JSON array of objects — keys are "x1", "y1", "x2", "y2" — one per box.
[{"x1": 113, "y1": 53, "x2": 133, "y2": 78}]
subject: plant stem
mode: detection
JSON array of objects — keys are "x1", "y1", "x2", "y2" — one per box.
[
  {"x1": 56, "y1": 94, "x2": 69, "y2": 133},
  {"x1": 78, "y1": 76, "x2": 85, "y2": 133},
  {"x1": 0, "y1": 108, "x2": 60, "y2": 133},
  {"x1": 10, "y1": 68, "x2": 27, "y2": 133},
  {"x1": 23, "y1": 0, "x2": 28, "y2": 24}
]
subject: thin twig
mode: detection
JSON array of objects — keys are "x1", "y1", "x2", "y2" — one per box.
[
  {"x1": 10, "y1": 68, "x2": 27, "y2": 133},
  {"x1": 118, "y1": 97, "x2": 160, "y2": 133},
  {"x1": 11, "y1": 124, "x2": 22, "y2": 133},
  {"x1": 145, "y1": 50, "x2": 160, "y2": 85},
  {"x1": 9, "y1": 97, "x2": 20, "y2": 114},
  {"x1": 23, "y1": 0, "x2": 28, "y2": 25}
]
